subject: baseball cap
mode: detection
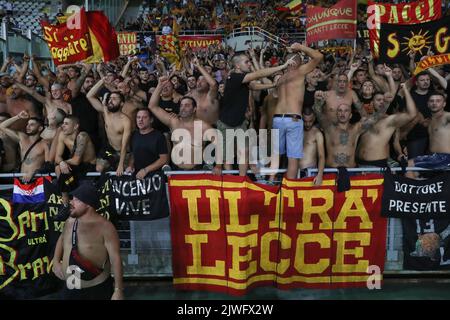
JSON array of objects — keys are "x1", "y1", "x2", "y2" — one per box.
[{"x1": 70, "y1": 182, "x2": 99, "y2": 209}]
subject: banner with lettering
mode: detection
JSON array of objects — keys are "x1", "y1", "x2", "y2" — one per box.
[
  {"x1": 41, "y1": 7, "x2": 93, "y2": 65},
  {"x1": 107, "y1": 173, "x2": 169, "y2": 221},
  {"x1": 367, "y1": 0, "x2": 441, "y2": 58},
  {"x1": 306, "y1": 0, "x2": 357, "y2": 45},
  {"x1": 378, "y1": 15, "x2": 450, "y2": 64},
  {"x1": 169, "y1": 174, "x2": 387, "y2": 295},
  {"x1": 0, "y1": 178, "x2": 61, "y2": 299},
  {"x1": 42, "y1": 8, "x2": 119, "y2": 65},
  {"x1": 156, "y1": 35, "x2": 223, "y2": 52},
  {"x1": 414, "y1": 54, "x2": 450, "y2": 75},
  {"x1": 117, "y1": 32, "x2": 138, "y2": 56},
  {"x1": 381, "y1": 172, "x2": 450, "y2": 219}
]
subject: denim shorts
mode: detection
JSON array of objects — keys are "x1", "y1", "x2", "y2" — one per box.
[
  {"x1": 272, "y1": 116, "x2": 304, "y2": 159},
  {"x1": 414, "y1": 153, "x2": 450, "y2": 170}
]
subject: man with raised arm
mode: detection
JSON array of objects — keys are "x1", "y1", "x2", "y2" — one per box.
[
  {"x1": 186, "y1": 57, "x2": 220, "y2": 125},
  {"x1": 86, "y1": 80, "x2": 131, "y2": 176},
  {"x1": 149, "y1": 76, "x2": 218, "y2": 171},
  {"x1": 270, "y1": 42, "x2": 323, "y2": 179},
  {"x1": 357, "y1": 83, "x2": 417, "y2": 168},
  {"x1": 0, "y1": 110, "x2": 48, "y2": 182}
]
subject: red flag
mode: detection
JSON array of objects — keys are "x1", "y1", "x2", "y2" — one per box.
[{"x1": 306, "y1": 0, "x2": 357, "y2": 45}]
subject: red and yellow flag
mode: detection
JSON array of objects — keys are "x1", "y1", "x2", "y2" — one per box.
[{"x1": 41, "y1": 8, "x2": 119, "y2": 65}]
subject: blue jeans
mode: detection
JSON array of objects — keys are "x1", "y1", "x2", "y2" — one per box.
[{"x1": 414, "y1": 153, "x2": 450, "y2": 170}]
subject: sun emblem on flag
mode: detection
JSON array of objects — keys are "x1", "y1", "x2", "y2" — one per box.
[{"x1": 401, "y1": 30, "x2": 433, "y2": 55}]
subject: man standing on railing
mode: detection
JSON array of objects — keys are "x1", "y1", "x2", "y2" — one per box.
[
  {"x1": 186, "y1": 57, "x2": 219, "y2": 125},
  {"x1": 215, "y1": 51, "x2": 296, "y2": 176},
  {"x1": 269, "y1": 42, "x2": 323, "y2": 180},
  {"x1": 0, "y1": 110, "x2": 48, "y2": 182}
]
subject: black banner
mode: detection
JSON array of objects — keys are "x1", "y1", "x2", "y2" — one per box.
[
  {"x1": 108, "y1": 173, "x2": 169, "y2": 221},
  {"x1": 381, "y1": 172, "x2": 450, "y2": 219},
  {"x1": 402, "y1": 218, "x2": 450, "y2": 270},
  {"x1": 0, "y1": 188, "x2": 61, "y2": 299},
  {"x1": 379, "y1": 15, "x2": 450, "y2": 64}
]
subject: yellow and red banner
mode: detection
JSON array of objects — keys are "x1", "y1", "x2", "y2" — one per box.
[
  {"x1": 414, "y1": 54, "x2": 450, "y2": 75},
  {"x1": 367, "y1": 0, "x2": 441, "y2": 58},
  {"x1": 117, "y1": 32, "x2": 138, "y2": 56},
  {"x1": 156, "y1": 35, "x2": 223, "y2": 52},
  {"x1": 169, "y1": 174, "x2": 387, "y2": 295},
  {"x1": 41, "y1": 8, "x2": 120, "y2": 65},
  {"x1": 306, "y1": 0, "x2": 357, "y2": 45}
]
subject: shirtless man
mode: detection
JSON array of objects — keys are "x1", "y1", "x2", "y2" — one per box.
[
  {"x1": 313, "y1": 94, "x2": 379, "y2": 168},
  {"x1": 149, "y1": 76, "x2": 217, "y2": 170},
  {"x1": 0, "y1": 112, "x2": 18, "y2": 172},
  {"x1": 270, "y1": 42, "x2": 323, "y2": 179},
  {"x1": 187, "y1": 57, "x2": 219, "y2": 125},
  {"x1": 357, "y1": 84, "x2": 417, "y2": 168},
  {"x1": 299, "y1": 108, "x2": 325, "y2": 185},
  {"x1": 3, "y1": 81, "x2": 41, "y2": 119},
  {"x1": 322, "y1": 73, "x2": 360, "y2": 123},
  {"x1": 52, "y1": 183, "x2": 124, "y2": 300},
  {"x1": 116, "y1": 80, "x2": 144, "y2": 125},
  {"x1": 412, "y1": 92, "x2": 450, "y2": 170},
  {"x1": 87, "y1": 83, "x2": 132, "y2": 176},
  {"x1": 0, "y1": 111, "x2": 48, "y2": 182},
  {"x1": 55, "y1": 115, "x2": 96, "y2": 201},
  {"x1": 15, "y1": 81, "x2": 72, "y2": 122}
]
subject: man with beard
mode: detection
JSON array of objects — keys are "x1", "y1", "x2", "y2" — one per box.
[
  {"x1": 52, "y1": 183, "x2": 124, "y2": 300},
  {"x1": 356, "y1": 84, "x2": 417, "y2": 168},
  {"x1": 149, "y1": 76, "x2": 217, "y2": 171},
  {"x1": 54, "y1": 115, "x2": 96, "y2": 206},
  {"x1": 186, "y1": 75, "x2": 197, "y2": 93},
  {"x1": 411, "y1": 92, "x2": 450, "y2": 170},
  {"x1": 299, "y1": 108, "x2": 325, "y2": 185},
  {"x1": 0, "y1": 110, "x2": 48, "y2": 182},
  {"x1": 87, "y1": 84, "x2": 132, "y2": 176},
  {"x1": 187, "y1": 57, "x2": 219, "y2": 125},
  {"x1": 125, "y1": 108, "x2": 169, "y2": 179}
]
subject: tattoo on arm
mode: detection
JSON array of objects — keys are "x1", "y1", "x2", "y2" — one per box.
[
  {"x1": 74, "y1": 133, "x2": 88, "y2": 157},
  {"x1": 334, "y1": 153, "x2": 350, "y2": 165}
]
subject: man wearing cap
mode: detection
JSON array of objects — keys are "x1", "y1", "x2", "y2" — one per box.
[{"x1": 52, "y1": 183, "x2": 124, "y2": 300}]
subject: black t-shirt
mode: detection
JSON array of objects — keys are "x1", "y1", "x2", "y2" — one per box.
[
  {"x1": 131, "y1": 129, "x2": 168, "y2": 172},
  {"x1": 71, "y1": 93, "x2": 99, "y2": 138},
  {"x1": 407, "y1": 91, "x2": 432, "y2": 141},
  {"x1": 153, "y1": 99, "x2": 179, "y2": 133},
  {"x1": 219, "y1": 72, "x2": 249, "y2": 127}
]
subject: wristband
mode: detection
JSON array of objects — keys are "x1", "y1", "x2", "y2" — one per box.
[{"x1": 114, "y1": 287, "x2": 123, "y2": 291}]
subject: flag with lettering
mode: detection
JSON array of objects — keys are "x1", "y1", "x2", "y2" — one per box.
[
  {"x1": 41, "y1": 8, "x2": 119, "y2": 66},
  {"x1": 107, "y1": 173, "x2": 169, "y2": 221},
  {"x1": 0, "y1": 182, "x2": 61, "y2": 299},
  {"x1": 306, "y1": 0, "x2": 357, "y2": 45},
  {"x1": 169, "y1": 174, "x2": 387, "y2": 295},
  {"x1": 368, "y1": 0, "x2": 442, "y2": 58}
]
